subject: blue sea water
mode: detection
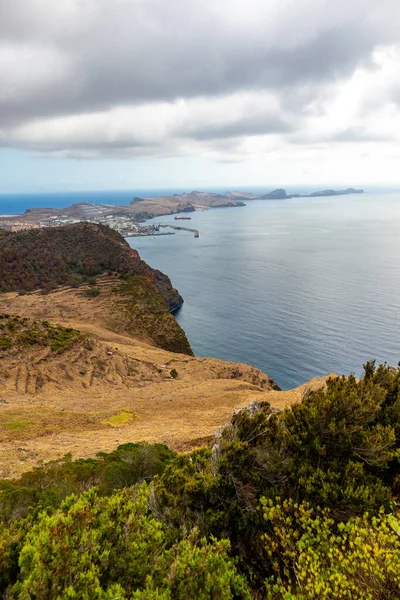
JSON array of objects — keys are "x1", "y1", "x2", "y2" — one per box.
[
  {"x1": 0, "y1": 189, "x2": 173, "y2": 215},
  {"x1": 2, "y1": 187, "x2": 399, "y2": 389},
  {"x1": 127, "y1": 192, "x2": 400, "y2": 390},
  {"x1": 0, "y1": 185, "x2": 329, "y2": 215}
]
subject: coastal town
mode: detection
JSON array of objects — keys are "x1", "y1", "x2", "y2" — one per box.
[
  {"x1": 0, "y1": 188, "x2": 363, "y2": 236},
  {"x1": 0, "y1": 207, "x2": 162, "y2": 237}
]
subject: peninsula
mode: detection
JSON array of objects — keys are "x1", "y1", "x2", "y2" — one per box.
[{"x1": 0, "y1": 187, "x2": 364, "y2": 236}]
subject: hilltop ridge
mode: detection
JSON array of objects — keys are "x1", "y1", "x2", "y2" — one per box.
[
  {"x1": 129, "y1": 186, "x2": 364, "y2": 213},
  {"x1": 0, "y1": 222, "x2": 182, "y2": 310},
  {"x1": 0, "y1": 223, "x2": 191, "y2": 354}
]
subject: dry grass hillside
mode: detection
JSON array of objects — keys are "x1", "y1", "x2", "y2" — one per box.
[
  {"x1": 0, "y1": 285, "x2": 336, "y2": 479},
  {"x1": 1, "y1": 274, "x2": 192, "y2": 354},
  {"x1": 0, "y1": 223, "x2": 337, "y2": 478}
]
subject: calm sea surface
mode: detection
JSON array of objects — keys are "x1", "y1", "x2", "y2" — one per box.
[
  {"x1": 0, "y1": 189, "x2": 179, "y2": 215},
  {"x1": 128, "y1": 193, "x2": 400, "y2": 389},
  {"x1": 2, "y1": 189, "x2": 399, "y2": 389}
]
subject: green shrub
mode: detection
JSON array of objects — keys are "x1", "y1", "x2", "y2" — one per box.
[
  {"x1": 0, "y1": 317, "x2": 83, "y2": 353},
  {"x1": 0, "y1": 336, "x2": 12, "y2": 349},
  {"x1": 154, "y1": 362, "x2": 400, "y2": 588},
  {"x1": 84, "y1": 286, "x2": 101, "y2": 298},
  {"x1": 15, "y1": 486, "x2": 250, "y2": 600},
  {"x1": 2, "y1": 361, "x2": 400, "y2": 599},
  {"x1": 262, "y1": 498, "x2": 400, "y2": 600}
]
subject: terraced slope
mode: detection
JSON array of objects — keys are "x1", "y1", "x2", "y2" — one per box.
[
  {"x1": 0, "y1": 297, "x2": 335, "y2": 479},
  {"x1": 0, "y1": 223, "x2": 336, "y2": 480}
]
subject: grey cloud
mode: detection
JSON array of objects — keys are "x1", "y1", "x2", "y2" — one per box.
[
  {"x1": 1, "y1": 0, "x2": 400, "y2": 156},
  {"x1": 33, "y1": 145, "x2": 162, "y2": 160},
  {"x1": 179, "y1": 114, "x2": 292, "y2": 141},
  {"x1": 216, "y1": 157, "x2": 246, "y2": 164},
  {"x1": 331, "y1": 127, "x2": 395, "y2": 142},
  {"x1": 1, "y1": 0, "x2": 400, "y2": 124}
]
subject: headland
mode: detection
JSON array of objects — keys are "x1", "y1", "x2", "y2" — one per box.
[
  {"x1": 0, "y1": 222, "x2": 333, "y2": 478},
  {"x1": 0, "y1": 187, "x2": 364, "y2": 237}
]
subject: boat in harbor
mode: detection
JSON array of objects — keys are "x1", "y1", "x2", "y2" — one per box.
[{"x1": 174, "y1": 216, "x2": 192, "y2": 220}]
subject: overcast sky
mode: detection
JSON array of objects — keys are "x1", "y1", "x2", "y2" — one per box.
[{"x1": 1, "y1": 0, "x2": 400, "y2": 192}]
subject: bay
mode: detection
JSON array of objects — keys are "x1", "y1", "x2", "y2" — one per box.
[{"x1": 128, "y1": 193, "x2": 400, "y2": 390}]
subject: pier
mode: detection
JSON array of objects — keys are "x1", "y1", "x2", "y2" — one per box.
[{"x1": 155, "y1": 224, "x2": 199, "y2": 238}]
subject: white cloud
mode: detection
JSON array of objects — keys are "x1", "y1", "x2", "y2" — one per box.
[
  {"x1": 288, "y1": 44, "x2": 400, "y2": 144},
  {"x1": 0, "y1": 0, "x2": 400, "y2": 186},
  {"x1": 5, "y1": 91, "x2": 291, "y2": 156}
]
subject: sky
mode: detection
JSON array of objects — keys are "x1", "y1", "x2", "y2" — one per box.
[{"x1": 1, "y1": 0, "x2": 400, "y2": 193}]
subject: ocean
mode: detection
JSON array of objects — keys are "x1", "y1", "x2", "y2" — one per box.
[
  {"x1": 128, "y1": 192, "x2": 400, "y2": 390},
  {"x1": 0, "y1": 189, "x2": 172, "y2": 215},
  {"x1": 0, "y1": 185, "x2": 329, "y2": 215},
  {"x1": 2, "y1": 188, "x2": 399, "y2": 390}
]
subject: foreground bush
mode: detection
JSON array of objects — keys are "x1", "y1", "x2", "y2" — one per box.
[
  {"x1": 0, "y1": 442, "x2": 175, "y2": 525},
  {"x1": 154, "y1": 361, "x2": 400, "y2": 586},
  {"x1": 1, "y1": 361, "x2": 400, "y2": 598},
  {"x1": 14, "y1": 486, "x2": 250, "y2": 600},
  {"x1": 262, "y1": 498, "x2": 400, "y2": 600}
]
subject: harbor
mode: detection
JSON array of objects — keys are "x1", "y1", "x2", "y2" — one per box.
[{"x1": 155, "y1": 223, "x2": 199, "y2": 238}]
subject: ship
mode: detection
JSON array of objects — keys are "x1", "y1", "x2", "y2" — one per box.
[{"x1": 174, "y1": 216, "x2": 192, "y2": 220}]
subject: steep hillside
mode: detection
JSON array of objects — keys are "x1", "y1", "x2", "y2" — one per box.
[
  {"x1": 0, "y1": 222, "x2": 182, "y2": 310},
  {"x1": 0, "y1": 303, "x2": 335, "y2": 480},
  {"x1": 0, "y1": 223, "x2": 191, "y2": 354},
  {"x1": 0, "y1": 222, "x2": 336, "y2": 482},
  {"x1": 0, "y1": 308, "x2": 286, "y2": 478}
]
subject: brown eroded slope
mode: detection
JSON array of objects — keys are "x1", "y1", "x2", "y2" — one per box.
[
  {"x1": 0, "y1": 287, "x2": 335, "y2": 479},
  {"x1": 1, "y1": 275, "x2": 192, "y2": 355},
  {"x1": 0, "y1": 223, "x2": 336, "y2": 478},
  {"x1": 0, "y1": 302, "x2": 279, "y2": 478}
]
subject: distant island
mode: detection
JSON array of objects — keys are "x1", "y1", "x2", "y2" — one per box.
[
  {"x1": 227, "y1": 187, "x2": 364, "y2": 200},
  {"x1": 130, "y1": 187, "x2": 364, "y2": 208},
  {"x1": 307, "y1": 188, "x2": 364, "y2": 197},
  {"x1": 0, "y1": 187, "x2": 364, "y2": 236}
]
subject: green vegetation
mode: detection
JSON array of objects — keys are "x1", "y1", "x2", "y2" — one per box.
[
  {"x1": 0, "y1": 314, "x2": 84, "y2": 353},
  {"x1": 4, "y1": 422, "x2": 31, "y2": 431},
  {"x1": 15, "y1": 486, "x2": 249, "y2": 600},
  {"x1": 0, "y1": 223, "x2": 181, "y2": 311},
  {"x1": 84, "y1": 285, "x2": 101, "y2": 297},
  {"x1": 1, "y1": 362, "x2": 400, "y2": 598},
  {"x1": 0, "y1": 223, "x2": 193, "y2": 355},
  {"x1": 261, "y1": 499, "x2": 400, "y2": 599}
]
